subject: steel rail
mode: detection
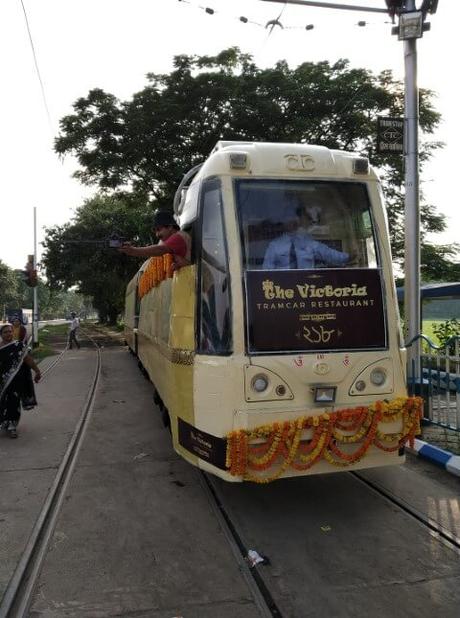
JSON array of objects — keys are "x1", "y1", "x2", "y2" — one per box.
[
  {"x1": 0, "y1": 342, "x2": 102, "y2": 617},
  {"x1": 39, "y1": 327, "x2": 99, "y2": 381},
  {"x1": 351, "y1": 470, "x2": 460, "y2": 553},
  {"x1": 198, "y1": 472, "x2": 283, "y2": 618},
  {"x1": 39, "y1": 346, "x2": 68, "y2": 381}
]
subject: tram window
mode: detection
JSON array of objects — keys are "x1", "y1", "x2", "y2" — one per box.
[
  {"x1": 235, "y1": 180, "x2": 378, "y2": 270},
  {"x1": 197, "y1": 178, "x2": 232, "y2": 355}
]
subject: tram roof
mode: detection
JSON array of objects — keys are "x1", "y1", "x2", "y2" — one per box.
[
  {"x1": 204, "y1": 141, "x2": 376, "y2": 179},
  {"x1": 176, "y1": 141, "x2": 378, "y2": 227},
  {"x1": 397, "y1": 282, "x2": 460, "y2": 301}
]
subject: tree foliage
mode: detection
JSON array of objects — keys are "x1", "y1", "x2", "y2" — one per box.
[
  {"x1": 0, "y1": 260, "x2": 21, "y2": 314},
  {"x1": 48, "y1": 48, "x2": 458, "y2": 316},
  {"x1": 0, "y1": 260, "x2": 91, "y2": 321},
  {"x1": 42, "y1": 195, "x2": 153, "y2": 323}
]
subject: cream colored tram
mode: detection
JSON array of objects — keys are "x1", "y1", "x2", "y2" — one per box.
[
  {"x1": 125, "y1": 258, "x2": 151, "y2": 355},
  {"x1": 124, "y1": 272, "x2": 139, "y2": 354},
  {"x1": 130, "y1": 141, "x2": 422, "y2": 483}
]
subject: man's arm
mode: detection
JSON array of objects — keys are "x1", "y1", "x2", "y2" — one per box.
[
  {"x1": 314, "y1": 241, "x2": 349, "y2": 266},
  {"x1": 118, "y1": 244, "x2": 171, "y2": 258}
]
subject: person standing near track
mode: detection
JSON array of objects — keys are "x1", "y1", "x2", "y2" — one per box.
[
  {"x1": 0, "y1": 323, "x2": 41, "y2": 438},
  {"x1": 68, "y1": 312, "x2": 81, "y2": 350},
  {"x1": 11, "y1": 315, "x2": 28, "y2": 343}
]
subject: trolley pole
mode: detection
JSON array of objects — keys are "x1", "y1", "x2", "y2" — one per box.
[{"x1": 33, "y1": 206, "x2": 39, "y2": 348}]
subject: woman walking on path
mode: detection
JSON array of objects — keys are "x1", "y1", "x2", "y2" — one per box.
[{"x1": 0, "y1": 323, "x2": 41, "y2": 438}]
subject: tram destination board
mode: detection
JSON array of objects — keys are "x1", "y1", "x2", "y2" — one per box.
[
  {"x1": 377, "y1": 116, "x2": 404, "y2": 154},
  {"x1": 246, "y1": 268, "x2": 386, "y2": 353}
]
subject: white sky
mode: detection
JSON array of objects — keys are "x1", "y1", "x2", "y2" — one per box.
[{"x1": 0, "y1": 0, "x2": 457, "y2": 270}]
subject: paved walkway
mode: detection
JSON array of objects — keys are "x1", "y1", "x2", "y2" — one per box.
[
  {"x1": 1, "y1": 347, "x2": 259, "y2": 617},
  {"x1": 2, "y1": 344, "x2": 459, "y2": 616}
]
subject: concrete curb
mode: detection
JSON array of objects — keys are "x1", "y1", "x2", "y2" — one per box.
[{"x1": 407, "y1": 438, "x2": 460, "y2": 478}]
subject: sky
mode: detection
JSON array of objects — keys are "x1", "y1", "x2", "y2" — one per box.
[{"x1": 0, "y1": 0, "x2": 457, "y2": 271}]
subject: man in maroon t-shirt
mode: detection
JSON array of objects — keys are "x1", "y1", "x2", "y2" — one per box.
[{"x1": 118, "y1": 211, "x2": 190, "y2": 268}]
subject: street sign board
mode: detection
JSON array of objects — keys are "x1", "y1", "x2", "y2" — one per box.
[{"x1": 377, "y1": 116, "x2": 404, "y2": 154}]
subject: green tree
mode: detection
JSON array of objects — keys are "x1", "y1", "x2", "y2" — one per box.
[
  {"x1": 54, "y1": 49, "x2": 450, "y2": 270},
  {"x1": 0, "y1": 260, "x2": 21, "y2": 317},
  {"x1": 42, "y1": 194, "x2": 153, "y2": 323}
]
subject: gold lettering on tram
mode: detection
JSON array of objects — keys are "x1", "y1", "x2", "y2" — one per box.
[
  {"x1": 301, "y1": 325, "x2": 337, "y2": 344},
  {"x1": 262, "y1": 279, "x2": 369, "y2": 301}
]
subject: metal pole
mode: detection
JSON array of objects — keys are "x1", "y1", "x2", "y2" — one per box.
[
  {"x1": 260, "y1": 0, "x2": 387, "y2": 12},
  {"x1": 33, "y1": 207, "x2": 39, "y2": 347},
  {"x1": 403, "y1": 0, "x2": 421, "y2": 380}
]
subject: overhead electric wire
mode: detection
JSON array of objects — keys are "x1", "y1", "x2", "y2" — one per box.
[
  {"x1": 177, "y1": 0, "x2": 390, "y2": 32},
  {"x1": 20, "y1": 0, "x2": 53, "y2": 133}
]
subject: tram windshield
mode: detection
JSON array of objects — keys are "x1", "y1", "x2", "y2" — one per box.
[
  {"x1": 234, "y1": 179, "x2": 387, "y2": 353},
  {"x1": 235, "y1": 179, "x2": 377, "y2": 271}
]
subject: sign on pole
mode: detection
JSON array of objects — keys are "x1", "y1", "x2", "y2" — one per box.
[{"x1": 376, "y1": 116, "x2": 404, "y2": 154}]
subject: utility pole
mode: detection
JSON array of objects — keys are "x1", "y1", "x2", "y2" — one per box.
[
  {"x1": 33, "y1": 206, "x2": 39, "y2": 348},
  {"x1": 402, "y1": 0, "x2": 421, "y2": 378},
  {"x1": 388, "y1": 1, "x2": 437, "y2": 381},
  {"x1": 261, "y1": 0, "x2": 438, "y2": 383}
]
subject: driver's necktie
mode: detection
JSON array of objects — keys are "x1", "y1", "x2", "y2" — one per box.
[{"x1": 289, "y1": 240, "x2": 298, "y2": 269}]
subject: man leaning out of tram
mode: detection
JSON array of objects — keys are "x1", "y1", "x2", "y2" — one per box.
[{"x1": 118, "y1": 210, "x2": 191, "y2": 269}]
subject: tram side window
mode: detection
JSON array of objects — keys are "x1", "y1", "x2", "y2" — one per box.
[
  {"x1": 197, "y1": 179, "x2": 232, "y2": 355},
  {"x1": 235, "y1": 180, "x2": 379, "y2": 270}
]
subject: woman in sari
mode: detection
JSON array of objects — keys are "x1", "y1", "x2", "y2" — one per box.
[
  {"x1": 0, "y1": 323, "x2": 41, "y2": 438},
  {"x1": 11, "y1": 315, "x2": 28, "y2": 343}
]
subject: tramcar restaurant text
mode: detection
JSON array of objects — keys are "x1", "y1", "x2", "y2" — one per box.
[{"x1": 246, "y1": 269, "x2": 386, "y2": 352}]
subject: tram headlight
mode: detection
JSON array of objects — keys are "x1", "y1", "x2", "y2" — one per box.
[
  {"x1": 370, "y1": 368, "x2": 387, "y2": 386},
  {"x1": 313, "y1": 386, "x2": 336, "y2": 403},
  {"x1": 275, "y1": 384, "x2": 286, "y2": 397},
  {"x1": 229, "y1": 152, "x2": 248, "y2": 170},
  {"x1": 355, "y1": 380, "x2": 366, "y2": 392},
  {"x1": 251, "y1": 374, "x2": 269, "y2": 393},
  {"x1": 353, "y1": 157, "x2": 369, "y2": 174}
]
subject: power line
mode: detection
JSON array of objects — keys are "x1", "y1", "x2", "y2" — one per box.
[
  {"x1": 19, "y1": 0, "x2": 53, "y2": 132},
  {"x1": 178, "y1": 0, "x2": 390, "y2": 32}
]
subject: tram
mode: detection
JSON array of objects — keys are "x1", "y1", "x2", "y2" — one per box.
[{"x1": 124, "y1": 141, "x2": 422, "y2": 483}]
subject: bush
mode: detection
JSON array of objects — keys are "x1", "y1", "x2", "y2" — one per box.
[{"x1": 432, "y1": 318, "x2": 460, "y2": 349}]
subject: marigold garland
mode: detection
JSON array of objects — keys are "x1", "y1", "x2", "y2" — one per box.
[
  {"x1": 226, "y1": 397, "x2": 422, "y2": 483},
  {"x1": 138, "y1": 254, "x2": 174, "y2": 299}
]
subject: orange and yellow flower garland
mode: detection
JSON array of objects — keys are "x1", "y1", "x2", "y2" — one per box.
[
  {"x1": 226, "y1": 397, "x2": 422, "y2": 484},
  {"x1": 138, "y1": 254, "x2": 174, "y2": 298}
]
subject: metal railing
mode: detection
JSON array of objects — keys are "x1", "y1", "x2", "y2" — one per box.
[{"x1": 406, "y1": 335, "x2": 460, "y2": 431}]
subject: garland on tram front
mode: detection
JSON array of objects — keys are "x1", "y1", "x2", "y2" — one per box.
[{"x1": 225, "y1": 397, "x2": 423, "y2": 484}]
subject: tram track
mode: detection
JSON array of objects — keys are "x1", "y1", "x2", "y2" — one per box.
[
  {"x1": 199, "y1": 471, "x2": 283, "y2": 618},
  {"x1": 197, "y1": 462, "x2": 460, "y2": 618},
  {"x1": 351, "y1": 469, "x2": 460, "y2": 554},
  {"x1": 0, "y1": 337, "x2": 102, "y2": 618},
  {"x1": 5, "y1": 332, "x2": 457, "y2": 617},
  {"x1": 39, "y1": 346, "x2": 68, "y2": 381}
]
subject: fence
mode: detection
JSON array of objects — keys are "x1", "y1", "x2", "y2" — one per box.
[{"x1": 407, "y1": 335, "x2": 460, "y2": 431}]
